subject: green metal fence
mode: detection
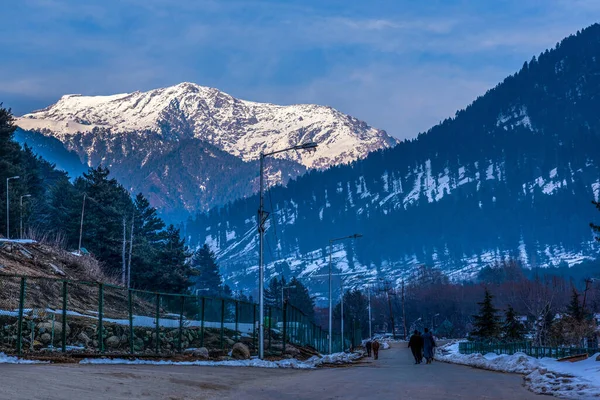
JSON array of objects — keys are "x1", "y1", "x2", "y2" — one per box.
[
  {"x1": 0, "y1": 273, "x2": 340, "y2": 357},
  {"x1": 459, "y1": 341, "x2": 598, "y2": 359}
]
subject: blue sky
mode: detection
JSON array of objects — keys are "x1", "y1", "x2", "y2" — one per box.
[{"x1": 1, "y1": 0, "x2": 599, "y2": 139}]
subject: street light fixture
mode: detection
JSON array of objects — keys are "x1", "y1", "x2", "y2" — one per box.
[
  {"x1": 78, "y1": 193, "x2": 87, "y2": 255},
  {"x1": 6, "y1": 176, "x2": 20, "y2": 239},
  {"x1": 328, "y1": 233, "x2": 362, "y2": 354},
  {"x1": 258, "y1": 142, "x2": 318, "y2": 360},
  {"x1": 20, "y1": 194, "x2": 31, "y2": 239},
  {"x1": 432, "y1": 313, "x2": 440, "y2": 332}
]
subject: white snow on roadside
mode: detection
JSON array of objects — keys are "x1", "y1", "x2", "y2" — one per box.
[
  {"x1": 0, "y1": 239, "x2": 37, "y2": 244},
  {"x1": 80, "y1": 352, "x2": 361, "y2": 369},
  {"x1": 436, "y1": 342, "x2": 600, "y2": 399},
  {"x1": 0, "y1": 352, "x2": 45, "y2": 364}
]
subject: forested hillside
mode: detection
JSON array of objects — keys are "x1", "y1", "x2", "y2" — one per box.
[
  {"x1": 186, "y1": 25, "x2": 600, "y2": 298},
  {"x1": 0, "y1": 106, "x2": 193, "y2": 293}
]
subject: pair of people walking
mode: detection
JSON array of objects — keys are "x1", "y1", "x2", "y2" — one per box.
[{"x1": 408, "y1": 328, "x2": 436, "y2": 364}]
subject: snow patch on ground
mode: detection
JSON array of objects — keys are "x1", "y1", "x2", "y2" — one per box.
[
  {"x1": 437, "y1": 342, "x2": 600, "y2": 399},
  {"x1": 80, "y1": 352, "x2": 361, "y2": 369},
  {"x1": 0, "y1": 352, "x2": 45, "y2": 364},
  {"x1": 0, "y1": 239, "x2": 37, "y2": 244}
]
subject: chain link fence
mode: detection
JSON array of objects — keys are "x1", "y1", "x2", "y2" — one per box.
[
  {"x1": 459, "y1": 341, "x2": 598, "y2": 359},
  {"x1": 0, "y1": 273, "x2": 344, "y2": 357}
]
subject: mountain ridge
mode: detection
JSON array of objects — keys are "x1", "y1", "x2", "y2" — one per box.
[
  {"x1": 185, "y1": 24, "x2": 600, "y2": 300},
  {"x1": 15, "y1": 82, "x2": 397, "y2": 218},
  {"x1": 16, "y1": 82, "x2": 397, "y2": 169}
]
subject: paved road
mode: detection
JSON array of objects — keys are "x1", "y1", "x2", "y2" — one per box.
[{"x1": 0, "y1": 346, "x2": 541, "y2": 399}]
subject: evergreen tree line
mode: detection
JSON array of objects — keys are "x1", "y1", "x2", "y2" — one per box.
[
  {"x1": 308, "y1": 259, "x2": 600, "y2": 343},
  {"x1": 0, "y1": 106, "x2": 194, "y2": 293}
]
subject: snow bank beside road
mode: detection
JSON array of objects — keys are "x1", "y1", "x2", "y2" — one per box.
[
  {"x1": 80, "y1": 352, "x2": 362, "y2": 369},
  {"x1": 436, "y1": 342, "x2": 600, "y2": 398},
  {"x1": 0, "y1": 352, "x2": 44, "y2": 364}
]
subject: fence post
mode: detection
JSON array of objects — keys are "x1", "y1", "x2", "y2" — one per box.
[
  {"x1": 234, "y1": 301, "x2": 239, "y2": 342},
  {"x1": 178, "y1": 296, "x2": 185, "y2": 354},
  {"x1": 268, "y1": 306, "x2": 272, "y2": 353},
  {"x1": 200, "y1": 297, "x2": 205, "y2": 348},
  {"x1": 61, "y1": 280, "x2": 67, "y2": 353},
  {"x1": 128, "y1": 289, "x2": 134, "y2": 355},
  {"x1": 282, "y1": 301, "x2": 287, "y2": 356},
  {"x1": 220, "y1": 299, "x2": 225, "y2": 350},
  {"x1": 98, "y1": 283, "x2": 104, "y2": 353},
  {"x1": 155, "y1": 293, "x2": 160, "y2": 354},
  {"x1": 16, "y1": 277, "x2": 26, "y2": 356},
  {"x1": 252, "y1": 304, "x2": 257, "y2": 353}
]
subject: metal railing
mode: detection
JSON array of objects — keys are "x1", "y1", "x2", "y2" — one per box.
[
  {"x1": 459, "y1": 341, "x2": 598, "y2": 359},
  {"x1": 0, "y1": 273, "x2": 343, "y2": 357}
]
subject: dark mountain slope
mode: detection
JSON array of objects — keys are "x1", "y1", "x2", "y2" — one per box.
[{"x1": 187, "y1": 24, "x2": 600, "y2": 297}]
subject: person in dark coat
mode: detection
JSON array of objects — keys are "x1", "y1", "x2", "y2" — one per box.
[
  {"x1": 365, "y1": 340, "x2": 372, "y2": 357},
  {"x1": 422, "y1": 328, "x2": 436, "y2": 364},
  {"x1": 408, "y1": 330, "x2": 424, "y2": 364}
]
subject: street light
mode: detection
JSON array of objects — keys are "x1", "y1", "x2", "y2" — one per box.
[
  {"x1": 432, "y1": 313, "x2": 440, "y2": 332},
  {"x1": 6, "y1": 176, "x2": 19, "y2": 239},
  {"x1": 258, "y1": 142, "x2": 318, "y2": 359},
  {"x1": 328, "y1": 233, "x2": 362, "y2": 354},
  {"x1": 78, "y1": 193, "x2": 87, "y2": 255},
  {"x1": 20, "y1": 194, "x2": 31, "y2": 239}
]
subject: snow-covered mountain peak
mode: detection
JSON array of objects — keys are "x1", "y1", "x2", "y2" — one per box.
[{"x1": 17, "y1": 82, "x2": 397, "y2": 169}]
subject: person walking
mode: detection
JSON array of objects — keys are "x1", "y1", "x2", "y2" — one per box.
[
  {"x1": 408, "y1": 330, "x2": 424, "y2": 364},
  {"x1": 365, "y1": 340, "x2": 372, "y2": 357},
  {"x1": 422, "y1": 328, "x2": 436, "y2": 364}
]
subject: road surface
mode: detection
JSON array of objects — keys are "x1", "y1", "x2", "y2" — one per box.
[{"x1": 0, "y1": 346, "x2": 541, "y2": 399}]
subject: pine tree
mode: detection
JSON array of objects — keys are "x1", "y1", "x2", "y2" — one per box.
[
  {"x1": 566, "y1": 287, "x2": 584, "y2": 322},
  {"x1": 286, "y1": 277, "x2": 315, "y2": 320},
  {"x1": 471, "y1": 288, "x2": 501, "y2": 340},
  {"x1": 130, "y1": 193, "x2": 165, "y2": 289},
  {"x1": 190, "y1": 244, "x2": 223, "y2": 297},
  {"x1": 264, "y1": 277, "x2": 285, "y2": 309},
  {"x1": 154, "y1": 225, "x2": 193, "y2": 293},
  {"x1": 503, "y1": 305, "x2": 525, "y2": 341}
]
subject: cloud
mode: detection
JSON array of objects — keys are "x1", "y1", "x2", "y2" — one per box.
[{"x1": 2, "y1": 0, "x2": 599, "y2": 137}]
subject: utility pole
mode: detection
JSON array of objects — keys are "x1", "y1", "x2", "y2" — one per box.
[
  {"x1": 78, "y1": 193, "x2": 86, "y2": 254},
  {"x1": 367, "y1": 284, "x2": 372, "y2": 339},
  {"x1": 257, "y1": 142, "x2": 317, "y2": 359},
  {"x1": 327, "y1": 233, "x2": 362, "y2": 354},
  {"x1": 380, "y1": 279, "x2": 396, "y2": 339},
  {"x1": 122, "y1": 216, "x2": 127, "y2": 286},
  {"x1": 127, "y1": 212, "x2": 134, "y2": 288},
  {"x1": 6, "y1": 176, "x2": 19, "y2": 239},
  {"x1": 401, "y1": 279, "x2": 407, "y2": 340},
  {"x1": 20, "y1": 194, "x2": 31, "y2": 239}
]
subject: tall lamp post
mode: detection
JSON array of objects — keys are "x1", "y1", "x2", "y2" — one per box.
[
  {"x1": 6, "y1": 176, "x2": 20, "y2": 239},
  {"x1": 258, "y1": 142, "x2": 317, "y2": 360},
  {"x1": 78, "y1": 193, "x2": 87, "y2": 255},
  {"x1": 20, "y1": 194, "x2": 31, "y2": 239},
  {"x1": 328, "y1": 233, "x2": 362, "y2": 354},
  {"x1": 432, "y1": 313, "x2": 440, "y2": 332},
  {"x1": 367, "y1": 284, "x2": 372, "y2": 339}
]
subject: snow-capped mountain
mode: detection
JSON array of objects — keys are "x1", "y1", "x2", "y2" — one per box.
[
  {"x1": 186, "y1": 25, "x2": 600, "y2": 300},
  {"x1": 17, "y1": 82, "x2": 396, "y2": 169},
  {"x1": 15, "y1": 83, "x2": 396, "y2": 219}
]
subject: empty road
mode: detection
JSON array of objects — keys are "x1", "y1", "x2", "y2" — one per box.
[{"x1": 0, "y1": 346, "x2": 541, "y2": 399}]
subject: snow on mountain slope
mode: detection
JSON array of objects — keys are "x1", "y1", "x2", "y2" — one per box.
[{"x1": 17, "y1": 82, "x2": 397, "y2": 169}]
